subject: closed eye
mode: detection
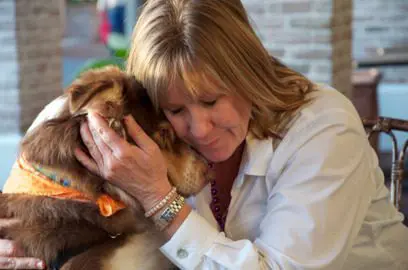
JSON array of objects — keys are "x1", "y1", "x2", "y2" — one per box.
[
  {"x1": 201, "y1": 99, "x2": 217, "y2": 107},
  {"x1": 169, "y1": 108, "x2": 183, "y2": 115}
]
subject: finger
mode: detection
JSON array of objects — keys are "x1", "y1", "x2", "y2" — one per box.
[
  {"x1": 80, "y1": 121, "x2": 104, "y2": 166},
  {"x1": 0, "y1": 239, "x2": 27, "y2": 257},
  {"x1": 74, "y1": 148, "x2": 100, "y2": 176},
  {"x1": 0, "y1": 219, "x2": 21, "y2": 239},
  {"x1": 88, "y1": 112, "x2": 127, "y2": 153},
  {"x1": 0, "y1": 219, "x2": 20, "y2": 232},
  {"x1": 124, "y1": 115, "x2": 155, "y2": 151},
  {"x1": 0, "y1": 239, "x2": 20, "y2": 257},
  {"x1": 0, "y1": 257, "x2": 45, "y2": 269}
]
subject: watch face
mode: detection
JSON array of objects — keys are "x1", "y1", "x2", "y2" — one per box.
[{"x1": 161, "y1": 208, "x2": 175, "y2": 222}]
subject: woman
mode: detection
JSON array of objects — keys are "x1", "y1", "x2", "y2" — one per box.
[{"x1": 1, "y1": 0, "x2": 408, "y2": 269}]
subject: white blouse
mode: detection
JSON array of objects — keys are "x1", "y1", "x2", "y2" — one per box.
[{"x1": 160, "y1": 85, "x2": 408, "y2": 269}]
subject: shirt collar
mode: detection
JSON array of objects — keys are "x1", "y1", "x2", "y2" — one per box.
[{"x1": 234, "y1": 134, "x2": 274, "y2": 188}]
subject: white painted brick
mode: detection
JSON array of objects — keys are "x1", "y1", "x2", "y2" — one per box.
[
  {"x1": 0, "y1": 0, "x2": 61, "y2": 134},
  {"x1": 245, "y1": 0, "x2": 352, "y2": 95}
]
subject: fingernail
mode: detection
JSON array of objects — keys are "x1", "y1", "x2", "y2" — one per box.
[
  {"x1": 123, "y1": 115, "x2": 131, "y2": 122},
  {"x1": 1, "y1": 242, "x2": 14, "y2": 256},
  {"x1": 5, "y1": 258, "x2": 15, "y2": 267},
  {"x1": 80, "y1": 122, "x2": 87, "y2": 133},
  {"x1": 36, "y1": 260, "x2": 45, "y2": 269},
  {"x1": 88, "y1": 112, "x2": 96, "y2": 124}
]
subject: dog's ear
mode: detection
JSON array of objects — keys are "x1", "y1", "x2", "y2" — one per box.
[
  {"x1": 68, "y1": 79, "x2": 113, "y2": 115},
  {"x1": 67, "y1": 66, "x2": 124, "y2": 116}
]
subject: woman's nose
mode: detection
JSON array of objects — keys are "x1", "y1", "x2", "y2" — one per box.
[{"x1": 188, "y1": 109, "x2": 212, "y2": 139}]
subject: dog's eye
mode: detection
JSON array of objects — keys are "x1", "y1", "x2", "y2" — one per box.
[
  {"x1": 160, "y1": 128, "x2": 168, "y2": 138},
  {"x1": 106, "y1": 101, "x2": 115, "y2": 109}
]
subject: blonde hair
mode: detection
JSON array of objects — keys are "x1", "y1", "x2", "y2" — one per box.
[{"x1": 127, "y1": 0, "x2": 315, "y2": 139}]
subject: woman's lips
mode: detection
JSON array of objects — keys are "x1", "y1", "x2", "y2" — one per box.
[{"x1": 198, "y1": 138, "x2": 219, "y2": 148}]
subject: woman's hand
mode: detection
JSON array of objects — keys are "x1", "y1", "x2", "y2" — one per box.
[
  {"x1": 0, "y1": 219, "x2": 45, "y2": 269},
  {"x1": 75, "y1": 112, "x2": 173, "y2": 211}
]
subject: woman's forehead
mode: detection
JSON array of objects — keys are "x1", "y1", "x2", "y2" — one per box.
[
  {"x1": 163, "y1": 82, "x2": 192, "y2": 104},
  {"x1": 160, "y1": 75, "x2": 222, "y2": 104}
]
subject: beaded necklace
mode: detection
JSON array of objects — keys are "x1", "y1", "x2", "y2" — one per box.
[
  {"x1": 208, "y1": 162, "x2": 230, "y2": 231},
  {"x1": 207, "y1": 142, "x2": 245, "y2": 231}
]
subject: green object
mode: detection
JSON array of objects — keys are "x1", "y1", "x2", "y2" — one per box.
[
  {"x1": 75, "y1": 31, "x2": 129, "y2": 79},
  {"x1": 107, "y1": 33, "x2": 129, "y2": 59},
  {"x1": 75, "y1": 57, "x2": 125, "y2": 78}
]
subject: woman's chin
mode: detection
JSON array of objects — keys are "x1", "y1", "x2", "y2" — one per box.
[{"x1": 201, "y1": 149, "x2": 233, "y2": 163}]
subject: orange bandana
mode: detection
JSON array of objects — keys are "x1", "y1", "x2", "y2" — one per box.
[{"x1": 3, "y1": 158, "x2": 125, "y2": 217}]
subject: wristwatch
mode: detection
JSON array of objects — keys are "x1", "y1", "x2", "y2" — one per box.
[{"x1": 153, "y1": 194, "x2": 185, "y2": 231}]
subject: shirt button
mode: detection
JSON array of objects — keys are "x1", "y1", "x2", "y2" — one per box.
[{"x1": 176, "y1": 248, "x2": 189, "y2": 259}]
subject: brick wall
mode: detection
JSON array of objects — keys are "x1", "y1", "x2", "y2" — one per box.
[
  {"x1": 242, "y1": 0, "x2": 353, "y2": 97},
  {"x1": 0, "y1": 0, "x2": 62, "y2": 135},
  {"x1": 354, "y1": 0, "x2": 408, "y2": 83},
  {"x1": 16, "y1": 0, "x2": 62, "y2": 132},
  {"x1": 0, "y1": 1, "x2": 20, "y2": 134}
]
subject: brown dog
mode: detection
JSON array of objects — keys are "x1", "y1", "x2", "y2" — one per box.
[{"x1": 0, "y1": 66, "x2": 210, "y2": 269}]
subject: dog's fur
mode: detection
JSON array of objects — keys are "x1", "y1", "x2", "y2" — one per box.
[{"x1": 0, "y1": 66, "x2": 210, "y2": 269}]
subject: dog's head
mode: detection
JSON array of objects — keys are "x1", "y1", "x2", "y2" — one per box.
[
  {"x1": 21, "y1": 66, "x2": 210, "y2": 197},
  {"x1": 67, "y1": 65, "x2": 157, "y2": 141}
]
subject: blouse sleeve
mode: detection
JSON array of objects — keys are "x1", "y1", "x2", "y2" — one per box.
[{"x1": 160, "y1": 109, "x2": 375, "y2": 269}]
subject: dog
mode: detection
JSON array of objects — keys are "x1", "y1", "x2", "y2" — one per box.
[{"x1": 0, "y1": 66, "x2": 210, "y2": 269}]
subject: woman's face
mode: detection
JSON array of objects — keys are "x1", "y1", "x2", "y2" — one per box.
[{"x1": 160, "y1": 79, "x2": 252, "y2": 163}]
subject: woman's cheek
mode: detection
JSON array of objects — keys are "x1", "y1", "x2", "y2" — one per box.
[{"x1": 166, "y1": 116, "x2": 187, "y2": 138}]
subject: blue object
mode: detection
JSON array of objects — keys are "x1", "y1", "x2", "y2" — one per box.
[{"x1": 108, "y1": 5, "x2": 126, "y2": 34}]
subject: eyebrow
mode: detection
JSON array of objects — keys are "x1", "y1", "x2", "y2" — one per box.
[
  {"x1": 159, "y1": 99, "x2": 184, "y2": 109},
  {"x1": 162, "y1": 104, "x2": 183, "y2": 110}
]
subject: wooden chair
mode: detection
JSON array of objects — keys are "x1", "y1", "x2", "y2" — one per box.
[{"x1": 362, "y1": 117, "x2": 408, "y2": 210}]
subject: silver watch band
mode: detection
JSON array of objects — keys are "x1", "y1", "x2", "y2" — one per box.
[{"x1": 153, "y1": 194, "x2": 185, "y2": 231}]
